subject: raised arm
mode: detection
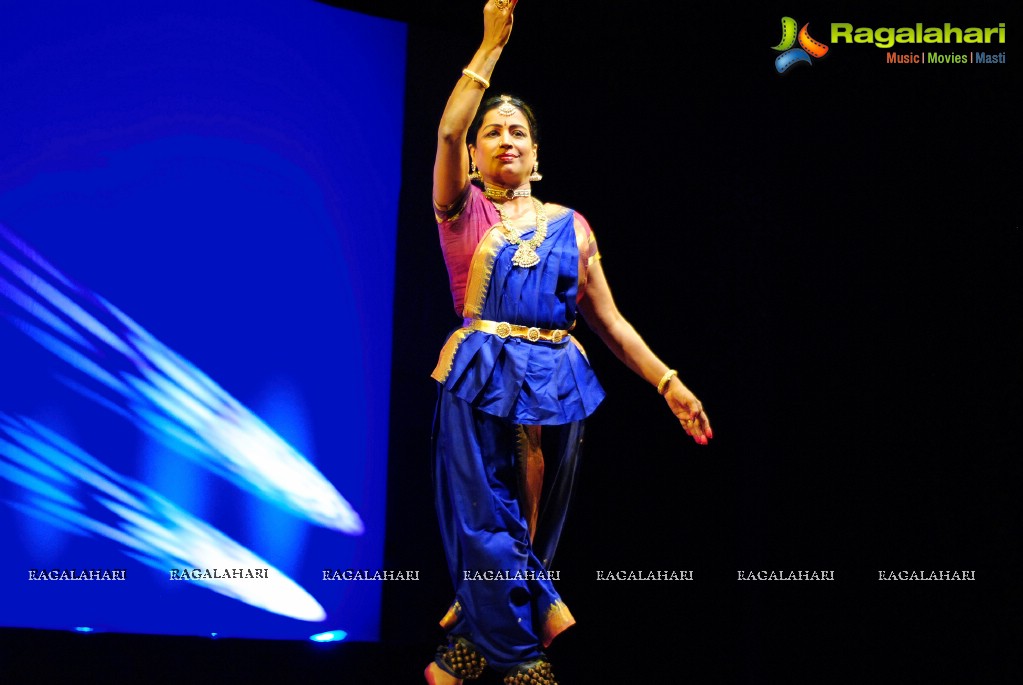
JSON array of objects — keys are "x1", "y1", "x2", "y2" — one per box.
[
  {"x1": 433, "y1": 0, "x2": 517, "y2": 210},
  {"x1": 579, "y1": 259, "x2": 713, "y2": 445}
]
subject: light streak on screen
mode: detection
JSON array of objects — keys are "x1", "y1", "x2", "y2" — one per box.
[
  {"x1": 0, "y1": 0, "x2": 405, "y2": 640},
  {"x1": 0, "y1": 224, "x2": 364, "y2": 535}
]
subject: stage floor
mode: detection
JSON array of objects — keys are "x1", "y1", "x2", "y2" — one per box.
[{"x1": 1, "y1": 615, "x2": 1010, "y2": 685}]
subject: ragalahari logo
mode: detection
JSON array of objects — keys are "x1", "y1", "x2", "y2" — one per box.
[{"x1": 772, "y1": 17, "x2": 829, "y2": 73}]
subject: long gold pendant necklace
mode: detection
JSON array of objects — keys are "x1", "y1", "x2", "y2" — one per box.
[{"x1": 494, "y1": 196, "x2": 547, "y2": 268}]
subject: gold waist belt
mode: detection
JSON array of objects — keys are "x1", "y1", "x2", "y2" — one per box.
[{"x1": 465, "y1": 318, "x2": 570, "y2": 344}]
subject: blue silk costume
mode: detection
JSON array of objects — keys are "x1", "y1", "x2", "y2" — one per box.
[{"x1": 431, "y1": 185, "x2": 605, "y2": 670}]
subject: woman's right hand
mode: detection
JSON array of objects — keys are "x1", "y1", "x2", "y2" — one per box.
[{"x1": 482, "y1": 0, "x2": 516, "y2": 50}]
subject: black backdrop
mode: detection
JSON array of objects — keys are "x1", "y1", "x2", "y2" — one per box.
[
  {"x1": 374, "y1": 1, "x2": 1018, "y2": 682},
  {"x1": 1, "y1": 2, "x2": 1015, "y2": 683}
]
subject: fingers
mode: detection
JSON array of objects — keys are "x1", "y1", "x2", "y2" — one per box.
[
  {"x1": 679, "y1": 403, "x2": 711, "y2": 445},
  {"x1": 681, "y1": 417, "x2": 709, "y2": 445},
  {"x1": 482, "y1": 0, "x2": 515, "y2": 45},
  {"x1": 665, "y1": 385, "x2": 712, "y2": 446},
  {"x1": 699, "y1": 412, "x2": 713, "y2": 441}
]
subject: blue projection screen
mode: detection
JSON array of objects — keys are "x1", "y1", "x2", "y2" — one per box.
[{"x1": 0, "y1": 1, "x2": 404, "y2": 640}]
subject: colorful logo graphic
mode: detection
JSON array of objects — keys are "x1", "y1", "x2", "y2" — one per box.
[{"x1": 772, "y1": 17, "x2": 829, "y2": 73}]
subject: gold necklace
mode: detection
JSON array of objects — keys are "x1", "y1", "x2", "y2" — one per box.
[{"x1": 495, "y1": 197, "x2": 547, "y2": 268}]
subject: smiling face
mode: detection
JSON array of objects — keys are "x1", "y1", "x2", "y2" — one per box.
[{"x1": 470, "y1": 106, "x2": 537, "y2": 188}]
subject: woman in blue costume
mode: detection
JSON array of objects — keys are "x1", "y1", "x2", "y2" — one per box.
[{"x1": 425, "y1": 3, "x2": 713, "y2": 684}]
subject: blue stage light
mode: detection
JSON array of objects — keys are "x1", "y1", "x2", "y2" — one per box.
[
  {"x1": 309, "y1": 630, "x2": 347, "y2": 643},
  {"x1": 73, "y1": 626, "x2": 95, "y2": 633}
]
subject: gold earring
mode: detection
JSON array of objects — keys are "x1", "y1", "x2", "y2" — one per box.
[
  {"x1": 468, "y1": 160, "x2": 481, "y2": 181},
  {"x1": 529, "y1": 160, "x2": 542, "y2": 182}
]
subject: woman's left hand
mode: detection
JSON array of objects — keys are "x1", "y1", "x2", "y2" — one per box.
[{"x1": 664, "y1": 378, "x2": 713, "y2": 445}]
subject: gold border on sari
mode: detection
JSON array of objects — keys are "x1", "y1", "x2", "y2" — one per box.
[
  {"x1": 461, "y1": 224, "x2": 506, "y2": 319},
  {"x1": 439, "y1": 600, "x2": 462, "y2": 630},
  {"x1": 514, "y1": 424, "x2": 544, "y2": 543},
  {"x1": 463, "y1": 202, "x2": 570, "y2": 319},
  {"x1": 430, "y1": 326, "x2": 473, "y2": 383},
  {"x1": 570, "y1": 336, "x2": 589, "y2": 359},
  {"x1": 545, "y1": 203, "x2": 570, "y2": 224},
  {"x1": 540, "y1": 599, "x2": 576, "y2": 647}
]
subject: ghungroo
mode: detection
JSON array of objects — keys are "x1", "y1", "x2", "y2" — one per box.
[
  {"x1": 435, "y1": 636, "x2": 487, "y2": 680},
  {"x1": 503, "y1": 658, "x2": 558, "y2": 685}
]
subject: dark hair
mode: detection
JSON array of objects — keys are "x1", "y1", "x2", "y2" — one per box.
[{"x1": 468, "y1": 94, "x2": 539, "y2": 145}]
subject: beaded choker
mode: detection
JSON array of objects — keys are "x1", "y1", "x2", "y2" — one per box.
[{"x1": 483, "y1": 182, "x2": 531, "y2": 201}]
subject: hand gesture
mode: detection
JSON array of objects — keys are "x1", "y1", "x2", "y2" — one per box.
[
  {"x1": 664, "y1": 378, "x2": 713, "y2": 445},
  {"x1": 482, "y1": 0, "x2": 517, "y2": 50}
]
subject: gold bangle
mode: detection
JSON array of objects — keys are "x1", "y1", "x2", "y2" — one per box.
[
  {"x1": 657, "y1": 369, "x2": 678, "y2": 395},
  {"x1": 461, "y1": 68, "x2": 490, "y2": 90}
]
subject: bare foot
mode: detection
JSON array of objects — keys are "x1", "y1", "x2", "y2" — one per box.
[{"x1": 424, "y1": 662, "x2": 462, "y2": 685}]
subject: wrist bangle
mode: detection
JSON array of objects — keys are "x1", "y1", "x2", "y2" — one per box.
[
  {"x1": 657, "y1": 369, "x2": 677, "y2": 395},
  {"x1": 461, "y1": 68, "x2": 490, "y2": 90}
]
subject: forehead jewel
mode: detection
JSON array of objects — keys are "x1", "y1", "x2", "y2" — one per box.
[{"x1": 497, "y1": 95, "x2": 518, "y2": 117}]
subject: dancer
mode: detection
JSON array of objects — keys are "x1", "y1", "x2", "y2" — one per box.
[{"x1": 426, "y1": 2, "x2": 712, "y2": 683}]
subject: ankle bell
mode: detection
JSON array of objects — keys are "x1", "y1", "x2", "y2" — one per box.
[
  {"x1": 503, "y1": 658, "x2": 557, "y2": 685},
  {"x1": 435, "y1": 636, "x2": 487, "y2": 680}
]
